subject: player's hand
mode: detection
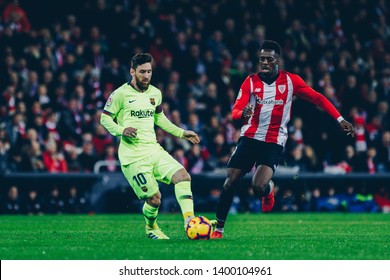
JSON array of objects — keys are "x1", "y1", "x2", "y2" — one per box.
[
  {"x1": 122, "y1": 127, "x2": 137, "y2": 138},
  {"x1": 242, "y1": 104, "x2": 253, "y2": 119},
  {"x1": 340, "y1": 120, "x2": 355, "y2": 137},
  {"x1": 182, "y1": 130, "x2": 200, "y2": 144}
]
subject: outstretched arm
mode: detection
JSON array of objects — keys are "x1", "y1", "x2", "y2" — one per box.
[
  {"x1": 292, "y1": 74, "x2": 355, "y2": 137},
  {"x1": 154, "y1": 107, "x2": 200, "y2": 143}
]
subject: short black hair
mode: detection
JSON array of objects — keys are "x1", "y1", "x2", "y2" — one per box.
[
  {"x1": 131, "y1": 53, "x2": 153, "y2": 69},
  {"x1": 260, "y1": 40, "x2": 281, "y2": 56}
]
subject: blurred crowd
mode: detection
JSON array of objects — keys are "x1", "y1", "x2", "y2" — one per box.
[
  {"x1": 257, "y1": 184, "x2": 390, "y2": 213},
  {"x1": 1, "y1": 184, "x2": 89, "y2": 214},
  {"x1": 3, "y1": 182, "x2": 389, "y2": 214},
  {"x1": 0, "y1": 0, "x2": 390, "y2": 177}
]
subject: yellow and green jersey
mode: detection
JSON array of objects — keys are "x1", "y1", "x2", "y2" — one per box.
[{"x1": 101, "y1": 82, "x2": 184, "y2": 165}]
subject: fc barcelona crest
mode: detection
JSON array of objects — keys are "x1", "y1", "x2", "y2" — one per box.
[
  {"x1": 150, "y1": 98, "x2": 155, "y2": 105},
  {"x1": 278, "y1": 85, "x2": 286, "y2": 94}
]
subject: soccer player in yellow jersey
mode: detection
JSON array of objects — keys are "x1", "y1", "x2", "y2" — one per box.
[{"x1": 100, "y1": 53, "x2": 200, "y2": 239}]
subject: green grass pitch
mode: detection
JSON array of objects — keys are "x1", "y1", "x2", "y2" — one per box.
[{"x1": 0, "y1": 213, "x2": 389, "y2": 260}]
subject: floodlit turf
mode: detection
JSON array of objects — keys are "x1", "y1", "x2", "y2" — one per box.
[{"x1": 0, "y1": 213, "x2": 389, "y2": 260}]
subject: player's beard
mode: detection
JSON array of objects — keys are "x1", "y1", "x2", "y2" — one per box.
[
  {"x1": 136, "y1": 77, "x2": 150, "y2": 91},
  {"x1": 259, "y1": 65, "x2": 278, "y2": 79}
]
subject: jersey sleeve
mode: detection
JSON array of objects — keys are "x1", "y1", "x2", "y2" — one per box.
[
  {"x1": 232, "y1": 75, "x2": 252, "y2": 120},
  {"x1": 291, "y1": 73, "x2": 341, "y2": 120},
  {"x1": 100, "y1": 90, "x2": 125, "y2": 136},
  {"x1": 154, "y1": 111, "x2": 184, "y2": 138},
  {"x1": 103, "y1": 90, "x2": 122, "y2": 117}
]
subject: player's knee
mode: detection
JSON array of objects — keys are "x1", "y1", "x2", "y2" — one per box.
[
  {"x1": 252, "y1": 182, "x2": 269, "y2": 195},
  {"x1": 223, "y1": 177, "x2": 237, "y2": 192},
  {"x1": 172, "y1": 169, "x2": 191, "y2": 183},
  {"x1": 180, "y1": 172, "x2": 191, "y2": 181}
]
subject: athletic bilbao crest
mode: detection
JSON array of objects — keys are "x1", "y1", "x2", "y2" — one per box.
[
  {"x1": 278, "y1": 85, "x2": 286, "y2": 94},
  {"x1": 149, "y1": 98, "x2": 155, "y2": 105}
]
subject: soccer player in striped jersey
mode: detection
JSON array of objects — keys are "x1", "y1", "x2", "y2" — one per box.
[
  {"x1": 210, "y1": 40, "x2": 355, "y2": 239},
  {"x1": 101, "y1": 53, "x2": 200, "y2": 239}
]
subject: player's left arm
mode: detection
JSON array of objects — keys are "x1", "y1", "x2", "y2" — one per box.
[
  {"x1": 292, "y1": 74, "x2": 355, "y2": 137},
  {"x1": 154, "y1": 105, "x2": 200, "y2": 144}
]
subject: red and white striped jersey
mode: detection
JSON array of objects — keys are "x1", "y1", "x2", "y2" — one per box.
[{"x1": 232, "y1": 70, "x2": 341, "y2": 147}]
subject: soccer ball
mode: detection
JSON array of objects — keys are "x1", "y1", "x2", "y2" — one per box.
[{"x1": 186, "y1": 216, "x2": 212, "y2": 240}]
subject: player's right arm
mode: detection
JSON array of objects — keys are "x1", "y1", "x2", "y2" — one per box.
[
  {"x1": 100, "y1": 111, "x2": 126, "y2": 136},
  {"x1": 232, "y1": 76, "x2": 253, "y2": 121},
  {"x1": 100, "y1": 91, "x2": 127, "y2": 136}
]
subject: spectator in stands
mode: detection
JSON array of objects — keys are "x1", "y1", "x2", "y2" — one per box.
[
  {"x1": 92, "y1": 124, "x2": 114, "y2": 158},
  {"x1": 57, "y1": 98, "x2": 83, "y2": 145},
  {"x1": 302, "y1": 145, "x2": 323, "y2": 172},
  {"x1": 209, "y1": 132, "x2": 231, "y2": 168},
  {"x1": 286, "y1": 144, "x2": 306, "y2": 171},
  {"x1": 46, "y1": 186, "x2": 65, "y2": 214},
  {"x1": 0, "y1": 126, "x2": 11, "y2": 174},
  {"x1": 354, "y1": 116, "x2": 368, "y2": 153},
  {"x1": 203, "y1": 115, "x2": 220, "y2": 146},
  {"x1": 42, "y1": 141, "x2": 68, "y2": 173},
  {"x1": 3, "y1": 0, "x2": 31, "y2": 33},
  {"x1": 64, "y1": 146, "x2": 82, "y2": 172},
  {"x1": 288, "y1": 117, "x2": 304, "y2": 149},
  {"x1": 302, "y1": 187, "x2": 320, "y2": 212},
  {"x1": 342, "y1": 186, "x2": 378, "y2": 213},
  {"x1": 98, "y1": 144, "x2": 118, "y2": 173},
  {"x1": 377, "y1": 131, "x2": 390, "y2": 172},
  {"x1": 317, "y1": 187, "x2": 343, "y2": 212},
  {"x1": 20, "y1": 140, "x2": 46, "y2": 172},
  {"x1": 25, "y1": 189, "x2": 44, "y2": 215},
  {"x1": 101, "y1": 57, "x2": 127, "y2": 89},
  {"x1": 277, "y1": 188, "x2": 299, "y2": 212},
  {"x1": 344, "y1": 145, "x2": 360, "y2": 172},
  {"x1": 172, "y1": 146, "x2": 188, "y2": 170},
  {"x1": 2, "y1": 185, "x2": 22, "y2": 214},
  {"x1": 357, "y1": 146, "x2": 379, "y2": 173},
  {"x1": 6, "y1": 112, "x2": 26, "y2": 146},
  {"x1": 65, "y1": 185, "x2": 88, "y2": 214},
  {"x1": 374, "y1": 186, "x2": 390, "y2": 213},
  {"x1": 187, "y1": 143, "x2": 210, "y2": 174},
  {"x1": 78, "y1": 141, "x2": 98, "y2": 172}
]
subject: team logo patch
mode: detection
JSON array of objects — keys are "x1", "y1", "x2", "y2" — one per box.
[
  {"x1": 149, "y1": 98, "x2": 155, "y2": 105},
  {"x1": 278, "y1": 85, "x2": 286, "y2": 94},
  {"x1": 105, "y1": 97, "x2": 113, "y2": 107}
]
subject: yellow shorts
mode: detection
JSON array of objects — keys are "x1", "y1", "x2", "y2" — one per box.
[{"x1": 121, "y1": 148, "x2": 184, "y2": 199}]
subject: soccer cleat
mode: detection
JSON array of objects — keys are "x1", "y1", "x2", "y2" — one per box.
[
  {"x1": 184, "y1": 215, "x2": 195, "y2": 230},
  {"x1": 209, "y1": 219, "x2": 217, "y2": 229},
  {"x1": 262, "y1": 180, "x2": 275, "y2": 212},
  {"x1": 210, "y1": 230, "x2": 223, "y2": 239},
  {"x1": 145, "y1": 225, "x2": 170, "y2": 240}
]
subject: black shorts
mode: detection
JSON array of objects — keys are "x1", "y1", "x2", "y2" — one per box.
[{"x1": 227, "y1": 137, "x2": 283, "y2": 173}]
